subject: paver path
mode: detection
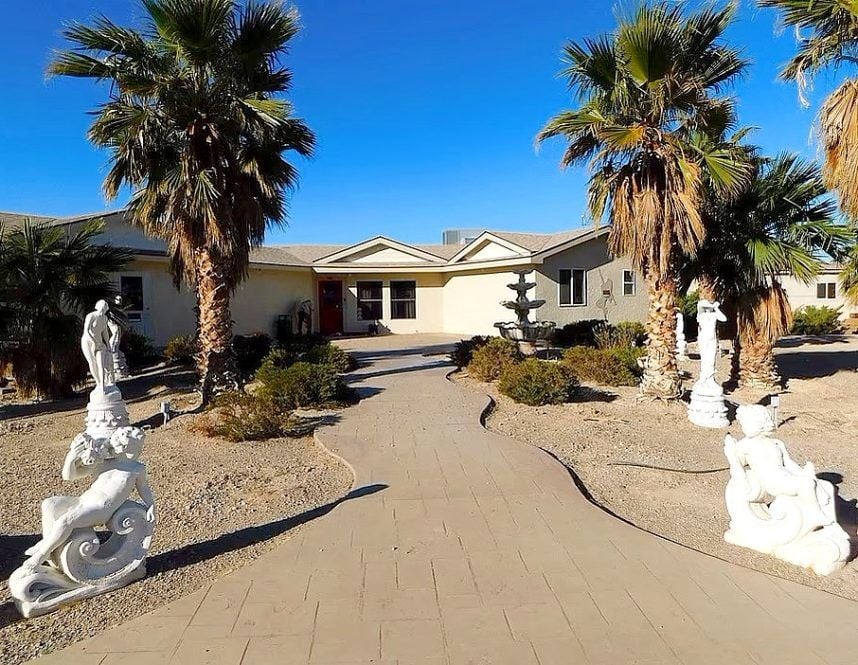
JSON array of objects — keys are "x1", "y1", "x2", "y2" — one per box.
[{"x1": 33, "y1": 335, "x2": 858, "y2": 665}]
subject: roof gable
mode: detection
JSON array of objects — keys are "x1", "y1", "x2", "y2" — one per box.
[
  {"x1": 316, "y1": 236, "x2": 445, "y2": 264},
  {"x1": 449, "y1": 232, "x2": 532, "y2": 263}
]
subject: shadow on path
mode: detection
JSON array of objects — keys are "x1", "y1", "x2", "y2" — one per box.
[{"x1": 147, "y1": 483, "x2": 387, "y2": 576}]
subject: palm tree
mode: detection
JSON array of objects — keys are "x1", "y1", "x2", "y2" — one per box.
[
  {"x1": 50, "y1": 0, "x2": 315, "y2": 402},
  {"x1": 537, "y1": 2, "x2": 750, "y2": 398},
  {"x1": 0, "y1": 219, "x2": 131, "y2": 399},
  {"x1": 758, "y1": 0, "x2": 858, "y2": 300},
  {"x1": 690, "y1": 153, "x2": 849, "y2": 389}
]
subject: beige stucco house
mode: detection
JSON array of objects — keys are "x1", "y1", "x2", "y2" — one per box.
[
  {"x1": 779, "y1": 263, "x2": 857, "y2": 321},
  {"x1": 3, "y1": 210, "x2": 653, "y2": 346}
]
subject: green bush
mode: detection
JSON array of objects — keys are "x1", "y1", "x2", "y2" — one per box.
[
  {"x1": 164, "y1": 334, "x2": 197, "y2": 365},
  {"x1": 121, "y1": 329, "x2": 157, "y2": 368},
  {"x1": 791, "y1": 305, "x2": 842, "y2": 335},
  {"x1": 467, "y1": 338, "x2": 521, "y2": 382},
  {"x1": 561, "y1": 345, "x2": 644, "y2": 387},
  {"x1": 258, "y1": 339, "x2": 355, "y2": 374},
  {"x1": 233, "y1": 333, "x2": 273, "y2": 375},
  {"x1": 302, "y1": 342, "x2": 357, "y2": 372},
  {"x1": 450, "y1": 335, "x2": 492, "y2": 368},
  {"x1": 498, "y1": 359, "x2": 578, "y2": 406},
  {"x1": 552, "y1": 319, "x2": 604, "y2": 347},
  {"x1": 255, "y1": 361, "x2": 350, "y2": 410}
]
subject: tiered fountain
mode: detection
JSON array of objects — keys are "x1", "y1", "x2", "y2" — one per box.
[{"x1": 494, "y1": 269, "x2": 556, "y2": 356}]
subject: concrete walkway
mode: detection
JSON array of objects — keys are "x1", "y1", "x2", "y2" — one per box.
[{"x1": 35, "y1": 335, "x2": 858, "y2": 664}]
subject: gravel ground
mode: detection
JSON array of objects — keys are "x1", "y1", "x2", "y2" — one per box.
[
  {"x1": 0, "y1": 368, "x2": 353, "y2": 664},
  {"x1": 457, "y1": 335, "x2": 858, "y2": 600}
]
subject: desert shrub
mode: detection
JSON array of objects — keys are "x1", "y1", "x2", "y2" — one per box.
[
  {"x1": 258, "y1": 339, "x2": 355, "y2": 373},
  {"x1": 255, "y1": 361, "x2": 350, "y2": 410},
  {"x1": 678, "y1": 290, "x2": 699, "y2": 341},
  {"x1": 551, "y1": 319, "x2": 604, "y2": 348},
  {"x1": 467, "y1": 338, "x2": 521, "y2": 382},
  {"x1": 561, "y1": 345, "x2": 644, "y2": 387},
  {"x1": 791, "y1": 305, "x2": 842, "y2": 336},
  {"x1": 450, "y1": 335, "x2": 492, "y2": 368},
  {"x1": 233, "y1": 333, "x2": 273, "y2": 375},
  {"x1": 498, "y1": 359, "x2": 578, "y2": 406},
  {"x1": 303, "y1": 342, "x2": 357, "y2": 372},
  {"x1": 191, "y1": 392, "x2": 311, "y2": 442},
  {"x1": 164, "y1": 334, "x2": 197, "y2": 365},
  {"x1": 120, "y1": 329, "x2": 157, "y2": 368},
  {"x1": 615, "y1": 321, "x2": 646, "y2": 346}
]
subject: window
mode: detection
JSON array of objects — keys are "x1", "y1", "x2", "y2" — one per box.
[
  {"x1": 816, "y1": 282, "x2": 837, "y2": 299},
  {"x1": 559, "y1": 269, "x2": 587, "y2": 306},
  {"x1": 390, "y1": 280, "x2": 417, "y2": 319},
  {"x1": 622, "y1": 270, "x2": 636, "y2": 296},
  {"x1": 120, "y1": 276, "x2": 144, "y2": 311},
  {"x1": 356, "y1": 281, "x2": 383, "y2": 320}
]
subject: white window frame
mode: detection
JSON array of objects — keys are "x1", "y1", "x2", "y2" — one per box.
[
  {"x1": 816, "y1": 282, "x2": 837, "y2": 300},
  {"x1": 622, "y1": 269, "x2": 636, "y2": 297},
  {"x1": 558, "y1": 268, "x2": 587, "y2": 307},
  {"x1": 389, "y1": 280, "x2": 417, "y2": 320},
  {"x1": 356, "y1": 280, "x2": 384, "y2": 321}
]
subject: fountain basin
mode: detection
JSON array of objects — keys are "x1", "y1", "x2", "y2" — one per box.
[{"x1": 495, "y1": 321, "x2": 556, "y2": 355}]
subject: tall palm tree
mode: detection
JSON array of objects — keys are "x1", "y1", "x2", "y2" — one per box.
[
  {"x1": 50, "y1": 0, "x2": 315, "y2": 402},
  {"x1": 0, "y1": 219, "x2": 131, "y2": 399},
  {"x1": 758, "y1": 0, "x2": 858, "y2": 300},
  {"x1": 689, "y1": 153, "x2": 849, "y2": 389},
  {"x1": 537, "y1": 2, "x2": 750, "y2": 398}
]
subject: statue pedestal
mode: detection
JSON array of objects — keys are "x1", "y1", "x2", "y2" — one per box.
[
  {"x1": 85, "y1": 387, "x2": 130, "y2": 439},
  {"x1": 688, "y1": 380, "x2": 728, "y2": 428}
]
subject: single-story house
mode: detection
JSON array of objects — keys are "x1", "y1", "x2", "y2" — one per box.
[
  {"x1": 2, "y1": 210, "x2": 655, "y2": 346},
  {"x1": 779, "y1": 263, "x2": 856, "y2": 321}
]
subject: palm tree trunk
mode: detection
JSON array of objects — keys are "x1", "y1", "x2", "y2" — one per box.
[
  {"x1": 737, "y1": 319, "x2": 781, "y2": 391},
  {"x1": 698, "y1": 275, "x2": 717, "y2": 302},
  {"x1": 194, "y1": 247, "x2": 237, "y2": 404},
  {"x1": 640, "y1": 270, "x2": 681, "y2": 398}
]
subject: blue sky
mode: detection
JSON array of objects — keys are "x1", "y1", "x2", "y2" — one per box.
[{"x1": 0, "y1": 0, "x2": 845, "y2": 245}]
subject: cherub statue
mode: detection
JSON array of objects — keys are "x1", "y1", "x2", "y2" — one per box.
[
  {"x1": 81, "y1": 299, "x2": 115, "y2": 393},
  {"x1": 21, "y1": 427, "x2": 155, "y2": 570},
  {"x1": 723, "y1": 405, "x2": 850, "y2": 575}
]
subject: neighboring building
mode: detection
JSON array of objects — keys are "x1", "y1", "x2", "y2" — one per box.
[
  {"x1": 1, "y1": 210, "x2": 650, "y2": 345},
  {"x1": 779, "y1": 263, "x2": 857, "y2": 320}
]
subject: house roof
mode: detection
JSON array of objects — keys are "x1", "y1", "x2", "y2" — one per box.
[{"x1": 1, "y1": 208, "x2": 604, "y2": 270}]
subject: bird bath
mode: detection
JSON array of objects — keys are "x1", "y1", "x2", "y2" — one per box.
[{"x1": 494, "y1": 269, "x2": 556, "y2": 356}]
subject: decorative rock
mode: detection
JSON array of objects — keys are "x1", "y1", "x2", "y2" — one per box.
[
  {"x1": 723, "y1": 405, "x2": 849, "y2": 576},
  {"x1": 688, "y1": 299, "x2": 728, "y2": 428},
  {"x1": 9, "y1": 303, "x2": 155, "y2": 618},
  {"x1": 675, "y1": 310, "x2": 688, "y2": 360}
]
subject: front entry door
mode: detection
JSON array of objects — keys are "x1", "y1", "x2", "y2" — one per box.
[{"x1": 318, "y1": 280, "x2": 344, "y2": 335}]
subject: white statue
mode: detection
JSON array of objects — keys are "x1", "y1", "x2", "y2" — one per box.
[
  {"x1": 9, "y1": 427, "x2": 155, "y2": 617},
  {"x1": 723, "y1": 405, "x2": 850, "y2": 576},
  {"x1": 675, "y1": 310, "x2": 688, "y2": 360},
  {"x1": 82, "y1": 299, "x2": 115, "y2": 393},
  {"x1": 9, "y1": 306, "x2": 155, "y2": 617},
  {"x1": 688, "y1": 299, "x2": 729, "y2": 428},
  {"x1": 107, "y1": 296, "x2": 130, "y2": 381}
]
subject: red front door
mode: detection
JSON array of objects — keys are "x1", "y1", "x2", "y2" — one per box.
[{"x1": 318, "y1": 280, "x2": 344, "y2": 335}]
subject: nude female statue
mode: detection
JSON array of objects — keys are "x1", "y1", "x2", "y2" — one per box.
[
  {"x1": 81, "y1": 299, "x2": 115, "y2": 391},
  {"x1": 22, "y1": 427, "x2": 155, "y2": 570},
  {"x1": 697, "y1": 299, "x2": 727, "y2": 385}
]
